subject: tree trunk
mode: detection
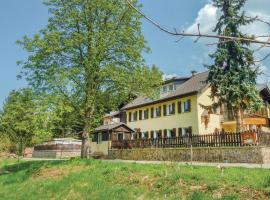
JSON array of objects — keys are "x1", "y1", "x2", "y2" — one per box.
[
  {"x1": 235, "y1": 108, "x2": 242, "y2": 132},
  {"x1": 81, "y1": 129, "x2": 90, "y2": 158},
  {"x1": 81, "y1": 109, "x2": 91, "y2": 158}
]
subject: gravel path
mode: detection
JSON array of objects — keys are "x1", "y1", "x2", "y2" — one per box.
[
  {"x1": 101, "y1": 159, "x2": 270, "y2": 169},
  {"x1": 21, "y1": 158, "x2": 270, "y2": 169}
]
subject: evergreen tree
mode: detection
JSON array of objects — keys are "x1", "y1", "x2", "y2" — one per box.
[
  {"x1": 17, "y1": 0, "x2": 163, "y2": 157},
  {"x1": 207, "y1": 0, "x2": 262, "y2": 131}
]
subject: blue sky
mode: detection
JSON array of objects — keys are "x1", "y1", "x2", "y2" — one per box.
[{"x1": 0, "y1": 0, "x2": 270, "y2": 108}]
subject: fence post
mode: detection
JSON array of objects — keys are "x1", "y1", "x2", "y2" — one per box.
[{"x1": 190, "y1": 144, "x2": 193, "y2": 165}]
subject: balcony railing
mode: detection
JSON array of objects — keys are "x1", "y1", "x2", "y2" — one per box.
[{"x1": 222, "y1": 108, "x2": 269, "y2": 122}]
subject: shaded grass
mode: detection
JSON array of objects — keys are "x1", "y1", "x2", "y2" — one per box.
[{"x1": 0, "y1": 159, "x2": 269, "y2": 200}]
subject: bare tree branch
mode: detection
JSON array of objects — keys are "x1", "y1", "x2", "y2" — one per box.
[
  {"x1": 255, "y1": 37, "x2": 270, "y2": 51},
  {"x1": 254, "y1": 52, "x2": 270, "y2": 62},
  {"x1": 126, "y1": 0, "x2": 270, "y2": 46},
  {"x1": 252, "y1": 16, "x2": 270, "y2": 27}
]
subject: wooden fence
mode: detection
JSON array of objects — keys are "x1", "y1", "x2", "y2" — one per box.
[{"x1": 111, "y1": 130, "x2": 259, "y2": 149}]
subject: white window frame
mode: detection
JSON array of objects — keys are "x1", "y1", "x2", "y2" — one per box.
[
  {"x1": 132, "y1": 112, "x2": 137, "y2": 121},
  {"x1": 163, "y1": 86, "x2": 167, "y2": 93},
  {"x1": 97, "y1": 133, "x2": 102, "y2": 144},
  {"x1": 169, "y1": 84, "x2": 174, "y2": 91},
  {"x1": 182, "y1": 100, "x2": 190, "y2": 113},
  {"x1": 167, "y1": 104, "x2": 173, "y2": 115},
  {"x1": 155, "y1": 107, "x2": 161, "y2": 117},
  {"x1": 142, "y1": 132, "x2": 148, "y2": 139},
  {"x1": 167, "y1": 129, "x2": 172, "y2": 138},
  {"x1": 142, "y1": 109, "x2": 148, "y2": 120},
  {"x1": 153, "y1": 108, "x2": 157, "y2": 118},
  {"x1": 117, "y1": 132, "x2": 124, "y2": 141},
  {"x1": 130, "y1": 112, "x2": 134, "y2": 122},
  {"x1": 131, "y1": 133, "x2": 135, "y2": 140},
  {"x1": 181, "y1": 127, "x2": 191, "y2": 137}
]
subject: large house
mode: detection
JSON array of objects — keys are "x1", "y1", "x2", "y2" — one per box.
[{"x1": 91, "y1": 71, "x2": 270, "y2": 155}]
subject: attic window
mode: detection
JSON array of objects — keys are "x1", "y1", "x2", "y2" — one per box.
[
  {"x1": 163, "y1": 86, "x2": 167, "y2": 93},
  {"x1": 200, "y1": 80, "x2": 207, "y2": 85}
]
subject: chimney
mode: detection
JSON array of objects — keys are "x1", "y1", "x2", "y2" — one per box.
[{"x1": 191, "y1": 70, "x2": 197, "y2": 77}]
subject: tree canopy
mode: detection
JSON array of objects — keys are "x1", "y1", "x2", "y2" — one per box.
[
  {"x1": 0, "y1": 89, "x2": 52, "y2": 155},
  {"x1": 17, "y1": 0, "x2": 163, "y2": 157}
]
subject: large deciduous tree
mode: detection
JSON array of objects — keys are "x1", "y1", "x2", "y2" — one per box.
[
  {"x1": 207, "y1": 0, "x2": 262, "y2": 131},
  {"x1": 18, "y1": 0, "x2": 162, "y2": 157}
]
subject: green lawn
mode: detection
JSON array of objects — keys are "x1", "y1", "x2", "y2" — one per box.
[{"x1": 0, "y1": 158, "x2": 269, "y2": 200}]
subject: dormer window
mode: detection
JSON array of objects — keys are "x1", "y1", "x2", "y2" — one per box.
[
  {"x1": 169, "y1": 84, "x2": 174, "y2": 91},
  {"x1": 163, "y1": 86, "x2": 167, "y2": 93}
]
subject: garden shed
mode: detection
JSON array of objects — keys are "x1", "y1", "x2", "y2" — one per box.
[{"x1": 91, "y1": 122, "x2": 134, "y2": 156}]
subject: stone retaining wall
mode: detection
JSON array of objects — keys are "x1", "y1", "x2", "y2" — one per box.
[
  {"x1": 32, "y1": 150, "x2": 81, "y2": 159},
  {"x1": 108, "y1": 147, "x2": 270, "y2": 164}
]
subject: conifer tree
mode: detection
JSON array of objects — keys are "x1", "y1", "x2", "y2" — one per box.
[{"x1": 207, "y1": 0, "x2": 262, "y2": 131}]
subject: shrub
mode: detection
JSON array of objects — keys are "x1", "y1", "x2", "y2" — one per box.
[{"x1": 0, "y1": 135, "x2": 11, "y2": 153}]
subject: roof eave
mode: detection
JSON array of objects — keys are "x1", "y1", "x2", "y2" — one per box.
[{"x1": 121, "y1": 91, "x2": 198, "y2": 111}]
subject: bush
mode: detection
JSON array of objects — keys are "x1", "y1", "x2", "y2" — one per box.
[{"x1": 0, "y1": 135, "x2": 11, "y2": 153}]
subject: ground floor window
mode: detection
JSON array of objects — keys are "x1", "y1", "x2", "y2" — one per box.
[
  {"x1": 179, "y1": 127, "x2": 192, "y2": 137},
  {"x1": 156, "y1": 131, "x2": 162, "y2": 139},
  {"x1": 142, "y1": 132, "x2": 149, "y2": 139},
  {"x1": 97, "y1": 133, "x2": 102, "y2": 144},
  {"x1": 131, "y1": 133, "x2": 137, "y2": 140},
  {"x1": 117, "y1": 133, "x2": 124, "y2": 141}
]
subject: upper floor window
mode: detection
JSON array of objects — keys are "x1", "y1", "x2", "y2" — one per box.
[
  {"x1": 155, "y1": 107, "x2": 161, "y2": 117},
  {"x1": 164, "y1": 103, "x2": 175, "y2": 116},
  {"x1": 139, "y1": 109, "x2": 149, "y2": 120},
  {"x1": 178, "y1": 99, "x2": 191, "y2": 113},
  {"x1": 129, "y1": 111, "x2": 138, "y2": 122},
  {"x1": 151, "y1": 106, "x2": 161, "y2": 118},
  {"x1": 133, "y1": 112, "x2": 138, "y2": 121},
  {"x1": 143, "y1": 109, "x2": 149, "y2": 120}
]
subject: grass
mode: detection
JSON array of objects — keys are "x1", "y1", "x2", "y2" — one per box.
[{"x1": 0, "y1": 158, "x2": 269, "y2": 200}]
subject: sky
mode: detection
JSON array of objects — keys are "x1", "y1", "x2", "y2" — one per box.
[{"x1": 0, "y1": 0, "x2": 270, "y2": 108}]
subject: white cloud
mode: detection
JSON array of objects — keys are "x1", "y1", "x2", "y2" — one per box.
[
  {"x1": 186, "y1": 3, "x2": 217, "y2": 34},
  {"x1": 186, "y1": 1, "x2": 270, "y2": 38}
]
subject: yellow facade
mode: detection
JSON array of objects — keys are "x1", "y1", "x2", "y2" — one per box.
[
  {"x1": 126, "y1": 87, "x2": 221, "y2": 135},
  {"x1": 197, "y1": 87, "x2": 221, "y2": 134}
]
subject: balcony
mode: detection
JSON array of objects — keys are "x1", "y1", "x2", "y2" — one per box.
[{"x1": 222, "y1": 107, "x2": 269, "y2": 123}]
